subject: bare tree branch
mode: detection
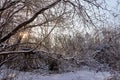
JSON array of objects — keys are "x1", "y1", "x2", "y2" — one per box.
[
  {"x1": 0, "y1": 0, "x2": 61, "y2": 43},
  {"x1": 0, "y1": 0, "x2": 20, "y2": 12}
]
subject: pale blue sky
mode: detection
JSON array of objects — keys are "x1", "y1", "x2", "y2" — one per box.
[{"x1": 106, "y1": 0, "x2": 120, "y2": 26}]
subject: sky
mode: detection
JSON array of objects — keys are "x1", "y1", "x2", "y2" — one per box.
[
  {"x1": 105, "y1": 0, "x2": 120, "y2": 25},
  {"x1": 31, "y1": 0, "x2": 120, "y2": 37}
]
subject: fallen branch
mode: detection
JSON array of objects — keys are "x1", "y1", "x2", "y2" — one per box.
[{"x1": 0, "y1": 50, "x2": 32, "y2": 55}]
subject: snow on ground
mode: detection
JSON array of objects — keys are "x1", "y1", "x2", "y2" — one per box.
[{"x1": 0, "y1": 70, "x2": 111, "y2": 80}]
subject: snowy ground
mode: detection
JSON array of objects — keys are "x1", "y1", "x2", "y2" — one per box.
[{"x1": 0, "y1": 69, "x2": 111, "y2": 80}]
